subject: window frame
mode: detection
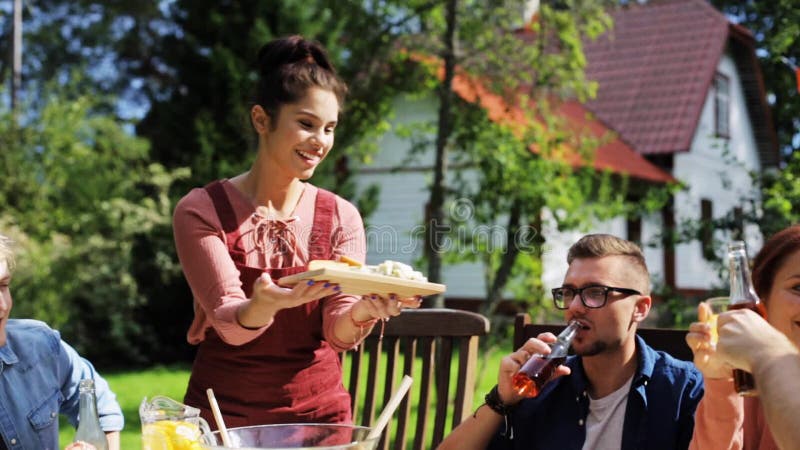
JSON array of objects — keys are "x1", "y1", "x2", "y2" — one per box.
[{"x1": 714, "y1": 72, "x2": 730, "y2": 139}]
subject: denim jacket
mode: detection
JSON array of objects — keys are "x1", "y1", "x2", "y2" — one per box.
[
  {"x1": 489, "y1": 335, "x2": 704, "y2": 450},
  {"x1": 0, "y1": 320, "x2": 124, "y2": 450}
]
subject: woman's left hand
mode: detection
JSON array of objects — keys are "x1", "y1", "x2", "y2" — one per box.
[{"x1": 350, "y1": 294, "x2": 422, "y2": 323}]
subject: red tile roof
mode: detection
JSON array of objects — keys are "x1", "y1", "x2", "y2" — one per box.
[
  {"x1": 447, "y1": 66, "x2": 676, "y2": 183},
  {"x1": 583, "y1": 0, "x2": 730, "y2": 155}
]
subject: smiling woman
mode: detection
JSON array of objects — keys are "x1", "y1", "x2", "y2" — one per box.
[
  {"x1": 688, "y1": 225, "x2": 800, "y2": 450},
  {"x1": 171, "y1": 35, "x2": 421, "y2": 430}
]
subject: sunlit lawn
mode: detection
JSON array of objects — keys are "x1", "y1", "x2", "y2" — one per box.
[
  {"x1": 57, "y1": 342, "x2": 511, "y2": 449},
  {"x1": 59, "y1": 365, "x2": 192, "y2": 449}
]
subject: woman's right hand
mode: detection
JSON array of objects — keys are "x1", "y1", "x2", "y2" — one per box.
[
  {"x1": 238, "y1": 274, "x2": 340, "y2": 328},
  {"x1": 686, "y1": 302, "x2": 731, "y2": 379},
  {"x1": 252, "y1": 273, "x2": 340, "y2": 310}
]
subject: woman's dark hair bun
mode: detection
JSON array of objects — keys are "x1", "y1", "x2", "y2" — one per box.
[
  {"x1": 256, "y1": 35, "x2": 334, "y2": 76},
  {"x1": 252, "y1": 35, "x2": 347, "y2": 120}
]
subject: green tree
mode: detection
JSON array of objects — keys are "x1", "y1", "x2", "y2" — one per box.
[
  {"x1": 0, "y1": 81, "x2": 187, "y2": 367},
  {"x1": 711, "y1": 0, "x2": 800, "y2": 158},
  {"x1": 135, "y1": 0, "x2": 426, "y2": 193},
  {"x1": 385, "y1": 0, "x2": 672, "y2": 315},
  {"x1": 125, "y1": 0, "x2": 435, "y2": 359}
]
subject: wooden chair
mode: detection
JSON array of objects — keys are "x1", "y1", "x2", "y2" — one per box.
[
  {"x1": 514, "y1": 313, "x2": 694, "y2": 361},
  {"x1": 343, "y1": 308, "x2": 490, "y2": 450}
]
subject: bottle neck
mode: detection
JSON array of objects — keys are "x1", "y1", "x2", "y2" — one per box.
[
  {"x1": 728, "y1": 247, "x2": 759, "y2": 305},
  {"x1": 551, "y1": 321, "x2": 581, "y2": 357},
  {"x1": 78, "y1": 390, "x2": 99, "y2": 421}
]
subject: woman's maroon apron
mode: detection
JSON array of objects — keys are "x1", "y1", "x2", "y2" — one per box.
[{"x1": 183, "y1": 180, "x2": 351, "y2": 429}]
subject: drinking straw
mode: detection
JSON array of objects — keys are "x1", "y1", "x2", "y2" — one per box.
[
  {"x1": 206, "y1": 388, "x2": 233, "y2": 448},
  {"x1": 366, "y1": 375, "x2": 414, "y2": 441}
]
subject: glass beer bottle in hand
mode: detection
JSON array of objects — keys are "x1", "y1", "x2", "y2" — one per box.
[
  {"x1": 73, "y1": 379, "x2": 108, "y2": 450},
  {"x1": 512, "y1": 320, "x2": 581, "y2": 398},
  {"x1": 727, "y1": 241, "x2": 767, "y2": 397}
]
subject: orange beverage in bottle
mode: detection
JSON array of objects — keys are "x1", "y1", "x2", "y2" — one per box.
[
  {"x1": 727, "y1": 241, "x2": 766, "y2": 396},
  {"x1": 512, "y1": 321, "x2": 579, "y2": 398},
  {"x1": 513, "y1": 355, "x2": 567, "y2": 397}
]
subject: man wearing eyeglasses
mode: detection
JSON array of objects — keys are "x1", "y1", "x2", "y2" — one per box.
[{"x1": 438, "y1": 234, "x2": 704, "y2": 450}]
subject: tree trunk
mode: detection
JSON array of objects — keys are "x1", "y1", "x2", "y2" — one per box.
[
  {"x1": 424, "y1": 0, "x2": 457, "y2": 309},
  {"x1": 483, "y1": 199, "x2": 523, "y2": 317}
]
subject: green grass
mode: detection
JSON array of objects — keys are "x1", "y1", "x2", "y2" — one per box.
[
  {"x1": 59, "y1": 365, "x2": 191, "y2": 449},
  {"x1": 57, "y1": 342, "x2": 511, "y2": 450}
]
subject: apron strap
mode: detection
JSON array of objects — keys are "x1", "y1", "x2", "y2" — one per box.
[
  {"x1": 309, "y1": 188, "x2": 337, "y2": 261},
  {"x1": 204, "y1": 180, "x2": 246, "y2": 265}
]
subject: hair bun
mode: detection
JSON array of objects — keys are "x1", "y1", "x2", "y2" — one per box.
[
  {"x1": 251, "y1": 35, "x2": 346, "y2": 118},
  {"x1": 256, "y1": 35, "x2": 333, "y2": 76}
]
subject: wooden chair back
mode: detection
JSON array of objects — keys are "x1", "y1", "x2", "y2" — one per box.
[
  {"x1": 343, "y1": 308, "x2": 490, "y2": 450},
  {"x1": 513, "y1": 313, "x2": 694, "y2": 361}
]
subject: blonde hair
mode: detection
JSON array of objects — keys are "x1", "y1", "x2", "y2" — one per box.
[
  {"x1": 0, "y1": 234, "x2": 16, "y2": 272},
  {"x1": 567, "y1": 234, "x2": 650, "y2": 293}
]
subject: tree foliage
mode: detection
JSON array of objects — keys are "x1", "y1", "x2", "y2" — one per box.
[
  {"x1": 386, "y1": 0, "x2": 671, "y2": 315},
  {"x1": 4, "y1": 0, "x2": 789, "y2": 365},
  {"x1": 711, "y1": 0, "x2": 799, "y2": 158},
  {"x1": 0, "y1": 80, "x2": 187, "y2": 367}
]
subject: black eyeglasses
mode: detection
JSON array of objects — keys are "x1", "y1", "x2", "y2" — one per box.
[{"x1": 552, "y1": 285, "x2": 642, "y2": 310}]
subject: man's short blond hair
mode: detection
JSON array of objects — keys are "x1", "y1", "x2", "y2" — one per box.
[
  {"x1": 567, "y1": 234, "x2": 650, "y2": 294},
  {"x1": 0, "y1": 234, "x2": 16, "y2": 272}
]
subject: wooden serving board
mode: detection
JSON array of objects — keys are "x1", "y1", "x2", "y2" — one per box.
[{"x1": 278, "y1": 267, "x2": 446, "y2": 298}]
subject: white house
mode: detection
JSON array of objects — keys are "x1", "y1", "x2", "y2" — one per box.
[{"x1": 353, "y1": 0, "x2": 778, "y2": 307}]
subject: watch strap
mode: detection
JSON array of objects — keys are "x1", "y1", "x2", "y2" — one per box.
[{"x1": 484, "y1": 385, "x2": 511, "y2": 416}]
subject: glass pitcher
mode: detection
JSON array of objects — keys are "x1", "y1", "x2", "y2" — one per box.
[{"x1": 140, "y1": 396, "x2": 211, "y2": 450}]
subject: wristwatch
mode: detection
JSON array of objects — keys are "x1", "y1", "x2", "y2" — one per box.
[{"x1": 484, "y1": 385, "x2": 512, "y2": 416}]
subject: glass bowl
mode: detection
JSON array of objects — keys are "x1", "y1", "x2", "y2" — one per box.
[{"x1": 200, "y1": 423, "x2": 378, "y2": 450}]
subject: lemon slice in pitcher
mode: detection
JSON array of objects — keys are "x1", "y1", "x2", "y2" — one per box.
[{"x1": 142, "y1": 420, "x2": 202, "y2": 450}]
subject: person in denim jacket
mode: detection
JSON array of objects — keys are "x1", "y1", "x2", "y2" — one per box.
[
  {"x1": 0, "y1": 234, "x2": 123, "y2": 450},
  {"x1": 439, "y1": 234, "x2": 704, "y2": 450}
]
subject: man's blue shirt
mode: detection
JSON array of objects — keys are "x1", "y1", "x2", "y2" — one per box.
[
  {"x1": 488, "y1": 335, "x2": 704, "y2": 450},
  {"x1": 0, "y1": 319, "x2": 124, "y2": 450}
]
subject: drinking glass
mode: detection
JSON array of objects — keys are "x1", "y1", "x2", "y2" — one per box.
[{"x1": 703, "y1": 297, "x2": 730, "y2": 345}]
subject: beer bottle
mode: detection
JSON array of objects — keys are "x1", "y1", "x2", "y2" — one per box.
[
  {"x1": 512, "y1": 320, "x2": 580, "y2": 397},
  {"x1": 727, "y1": 241, "x2": 767, "y2": 396},
  {"x1": 73, "y1": 379, "x2": 108, "y2": 450}
]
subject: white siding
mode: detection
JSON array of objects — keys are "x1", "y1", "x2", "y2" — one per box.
[
  {"x1": 641, "y1": 212, "x2": 665, "y2": 286},
  {"x1": 355, "y1": 95, "x2": 487, "y2": 299},
  {"x1": 354, "y1": 50, "x2": 765, "y2": 299},
  {"x1": 672, "y1": 52, "x2": 763, "y2": 289}
]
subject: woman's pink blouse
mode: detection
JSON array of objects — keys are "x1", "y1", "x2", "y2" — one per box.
[
  {"x1": 689, "y1": 378, "x2": 778, "y2": 450},
  {"x1": 173, "y1": 180, "x2": 366, "y2": 351}
]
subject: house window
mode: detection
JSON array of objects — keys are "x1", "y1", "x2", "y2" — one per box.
[
  {"x1": 627, "y1": 217, "x2": 642, "y2": 245},
  {"x1": 701, "y1": 199, "x2": 714, "y2": 260},
  {"x1": 714, "y1": 73, "x2": 730, "y2": 139}
]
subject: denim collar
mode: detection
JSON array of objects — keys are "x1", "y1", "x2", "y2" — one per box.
[{"x1": 0, "y1": 339, "x2": 20, "y2": 367}]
